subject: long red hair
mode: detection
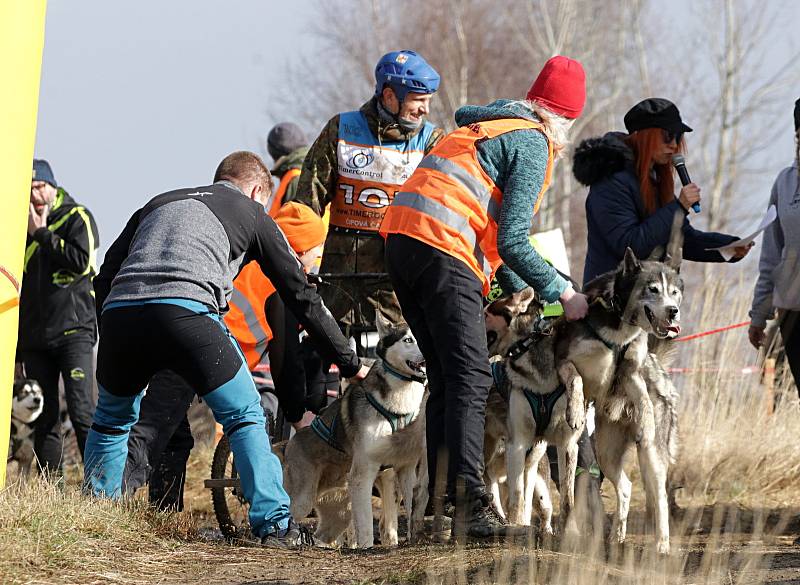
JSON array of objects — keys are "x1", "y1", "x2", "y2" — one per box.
[{"x1": 624, "y1": 128, "x2": 685, "y2": 215}]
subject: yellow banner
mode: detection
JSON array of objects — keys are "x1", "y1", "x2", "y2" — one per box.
[{"x1": 0, "y1": 0, "x2": 48, "y2": 486}]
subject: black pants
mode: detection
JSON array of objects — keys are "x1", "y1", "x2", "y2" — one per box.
[
  {"x1": 780, "y1": 310, "x2": 800, "y2": 397},
  {"x1": 265, "y1": 294, "x2": 330, "y2": 422},
  {"x1": 386, "y1": 235, "x2": 490, "y2": 499},
  {"x1": 18, "y1": 336, "x2": 96, "y2": 472},
  {"x1": 124, "y1": 370, "x2": 195, "y2": 510}
]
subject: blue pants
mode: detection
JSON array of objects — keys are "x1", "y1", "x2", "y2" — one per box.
[{"x1": 84, "y1": 298, "x2": 291, "y2": 537}]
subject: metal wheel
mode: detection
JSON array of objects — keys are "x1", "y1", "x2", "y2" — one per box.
[{"x1": 209, "y1": 434, "x2": 250, "y2": 539}]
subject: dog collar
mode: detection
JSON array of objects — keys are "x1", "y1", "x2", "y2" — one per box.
[
  {"x1": 505, "y1": 316, "x2": 554, "y2": 362},
  {"x1": 383, "y1": 361, "x2": 426, "y2": 384},
  {"x1": 583, "y1": 320, "x2": 631, "y2": 359}
]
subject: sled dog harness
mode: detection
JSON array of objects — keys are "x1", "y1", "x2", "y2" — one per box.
[
  {"x1": 311, "y1": 412, "x2": 347, "y2": 454},
  {"x1": 365, "y1": 392, "x2": 418, "y2": 433},
  {"x1": 522, "y1": 385, "x2": 567, "y2": 438}
]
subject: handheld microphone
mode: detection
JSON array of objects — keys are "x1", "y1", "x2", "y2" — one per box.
[{"x1": 672, "y1": 154, "x2": 700, "y2": 213}]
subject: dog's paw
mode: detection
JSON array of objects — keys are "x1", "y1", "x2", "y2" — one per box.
[{"x1": 566, "y1": 399, "x2": 585, "y2": 430}]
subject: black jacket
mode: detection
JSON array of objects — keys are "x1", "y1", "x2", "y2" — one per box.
[
  {"x1": 18, "y1": 189, "x2": 100, "y2": 351},
  {"x1": 573, "y1": 132, "x2": 737, "y2": 284}
]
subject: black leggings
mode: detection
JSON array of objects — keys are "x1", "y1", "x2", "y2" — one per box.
[{"x1": 123, "y1": 294, "x2": 330, "y2": 508}]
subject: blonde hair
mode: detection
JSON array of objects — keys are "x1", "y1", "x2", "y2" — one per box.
[{"x1": 505, "y1": 100, "x2": 574, "y2": 158}]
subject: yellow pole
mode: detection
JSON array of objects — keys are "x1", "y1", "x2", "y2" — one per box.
[{"x1": 0, "y1": 0, "x2": 48, "y2": 486}]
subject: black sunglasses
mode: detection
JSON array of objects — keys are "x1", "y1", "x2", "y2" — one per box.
[{"x1": 662, "y1": 129, "x2": 684, "y2": 145}]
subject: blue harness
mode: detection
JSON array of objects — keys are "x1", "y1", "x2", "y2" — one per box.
[
  {"x1": 311, "y1": 363, "x2": 421, "y2": 449},
  {"x1": 522, "y1": 385, "x2": 566, "y2": 437},
  {"x1": 364, "y1": 391, "x2": 417, "y2": 433},
  {"x1": 311, "y1": 412, "x2": 346, "y2": 453}
]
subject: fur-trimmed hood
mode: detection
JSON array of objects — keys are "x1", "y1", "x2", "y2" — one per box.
[{"x1": 572, "y1": 131, "x2": 633, "y2": 186}]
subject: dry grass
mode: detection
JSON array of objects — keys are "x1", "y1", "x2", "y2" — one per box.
[
  {"x1": 669, "y1": 275, "x2": 800, "y2": 508},
  {"x1": 1, "y1": 276, "x2": 798, "y2": 584},
  {"x1": 0, "y1": 477, "x2": 201, "y2": 584}
]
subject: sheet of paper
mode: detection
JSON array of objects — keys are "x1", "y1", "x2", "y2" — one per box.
[{"x1": 705, "y1": 204, "x2": 777, "y2": 261}]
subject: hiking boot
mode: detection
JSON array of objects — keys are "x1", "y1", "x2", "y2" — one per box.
[
  {"x1": 452, "y1": 492, "x2": 508, "y2": 542},
  {"x1": 261, "y1": 519, "x2": 314, "y2": 548}
]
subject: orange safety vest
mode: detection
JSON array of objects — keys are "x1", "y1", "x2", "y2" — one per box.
[
  {"x1": 267, "y1": 168, "x2": 302, "y2": 218},
  {"x1": 379, "y1": 118, "x2": 553, "y2": 294},
  {"x1": 224, "y1": 262, "x2": 276, "y2": 370}
]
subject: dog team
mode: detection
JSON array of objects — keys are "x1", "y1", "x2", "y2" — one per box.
[{"x1": 17, "y1": 48, "x2": 800, "y2": 552}]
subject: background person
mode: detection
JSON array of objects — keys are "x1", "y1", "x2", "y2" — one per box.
[
  {"x1": 87, "y1": 151, "x2": 366, "y2": 546},
  {"x1": 381, "y1": 55, "x2": 589, "y2": 539},
  {"x1": 749, "y1": 98, "x2": 800, "y2": 396},
  {"x1": 295, "y1": 49, "x2": 443, "y2": 336},
  {"x1": 17, "y1": 159, "x2": 99, "y2": 474},
  {"x1": 574, "y1": 97, "x2": 750, "y2": 285},
  {"x1": 265, "y1": 122, "x2": 309, "y2": 216}
]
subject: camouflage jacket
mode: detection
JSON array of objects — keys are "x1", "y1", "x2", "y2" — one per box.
[{"x1": 294, "y1": 97, "x2": 444, "y2": 328}]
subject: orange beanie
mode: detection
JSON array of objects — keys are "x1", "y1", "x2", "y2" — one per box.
[{"x1": 274, "y1": 202, "x2": 327, "y2": 253}]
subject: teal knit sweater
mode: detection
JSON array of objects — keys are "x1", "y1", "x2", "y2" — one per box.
[{"x1": 454, "y1": 100, "x2": 568, "y2": 302}]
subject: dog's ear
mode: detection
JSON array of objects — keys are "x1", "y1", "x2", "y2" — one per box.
[
  {"x1": 664, "y1": 210, "x2": 684, "y2": 272},
  {"x1": 647, "y1": 245, "x2": 665, "y2": 261},
  {"x1": 510, "y1": 287, "x2": 536, "y2": 315},
  {"x1": 374, "y1": 310, "x2": 393, "y2": 339},
  {"x1": 583, "y1": 271, "x2": 615, "y2": 305},
  {"x1": 621, "y1": 247, "x2": 641, "y2": 275}
]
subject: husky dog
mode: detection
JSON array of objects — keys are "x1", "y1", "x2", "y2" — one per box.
[
  {"x1": 481, "y1": 383, "x2": 511, "y2": 518},
  {"x1": 555, "y1": 242, "x2": 683, "y2": 554},
  {"x1": 9, "y1": 379, "x2": 44, "y2": 477},
  {"x1": 282, "y1": 314, "x2": 428, "y2": 548},
  {"x1": 484, "y1": 292, "x2": 585, "y2": 534}
]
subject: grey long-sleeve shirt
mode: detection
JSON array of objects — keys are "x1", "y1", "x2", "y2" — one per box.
[{"x1": 750, "y1": 164, "x2": 800, "y2": 327}]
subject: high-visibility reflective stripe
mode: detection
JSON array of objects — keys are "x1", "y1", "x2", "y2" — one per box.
[
  {"x1": 229, "y1": 288, "x2": 268, "y2": 356},
  {"x1": 23, "y1": 206, "x2": 91, "y2": 273},
  {"x1": 474, "y1": 247, "x2": 493, "y2": 279},
  {"x1": 392, "y1": 192, "x2": 476, "y2": 249},
  {"x1": 417, "y1": 155, "x2": 491, "y2": 207},
  {"x1": 74, "y1": 207, "x2": 97, "y2": 275},
  {"x1": 417, "y1": 154, "x2": 504, "y2": 224}
]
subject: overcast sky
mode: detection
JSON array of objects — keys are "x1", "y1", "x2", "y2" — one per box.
[
  {"x1": 34, "y1": 0, "x2": 317, "y2": 258},
  {"x1": 34, "y1": 1, "x2": 799, "y2": 263}
]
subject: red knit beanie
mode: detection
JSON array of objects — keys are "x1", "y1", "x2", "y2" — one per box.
[{"x1": 526, "y1": 56, "x2": 586, "y2": 119}]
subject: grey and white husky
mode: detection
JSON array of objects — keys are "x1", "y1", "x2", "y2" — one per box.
[
  {"x1": 556, "y1": 241, "x2": 683, "y2": 554},
  {"x1": 281, "y1": 314, "x2": 428, "y2": 548},
  {"x1": 9, "y1": 379, "x2": 44, "y2": 477},
  {"x1": 485, "y1": 291, "x2": 585, "y2": 535}
]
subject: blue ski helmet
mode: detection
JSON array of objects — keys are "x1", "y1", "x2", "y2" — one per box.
[{"x1": 374, "y1": 50, "x2": 440, "y2": 101}]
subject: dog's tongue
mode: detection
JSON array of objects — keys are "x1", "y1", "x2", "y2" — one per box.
[{"x1": 667, "y1": 324, "x2": 681, "y2": 335}]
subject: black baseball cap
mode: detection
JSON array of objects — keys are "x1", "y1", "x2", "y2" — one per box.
[{"x1": 624, "y1": 98, "x2": 693, "y2": 135}]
